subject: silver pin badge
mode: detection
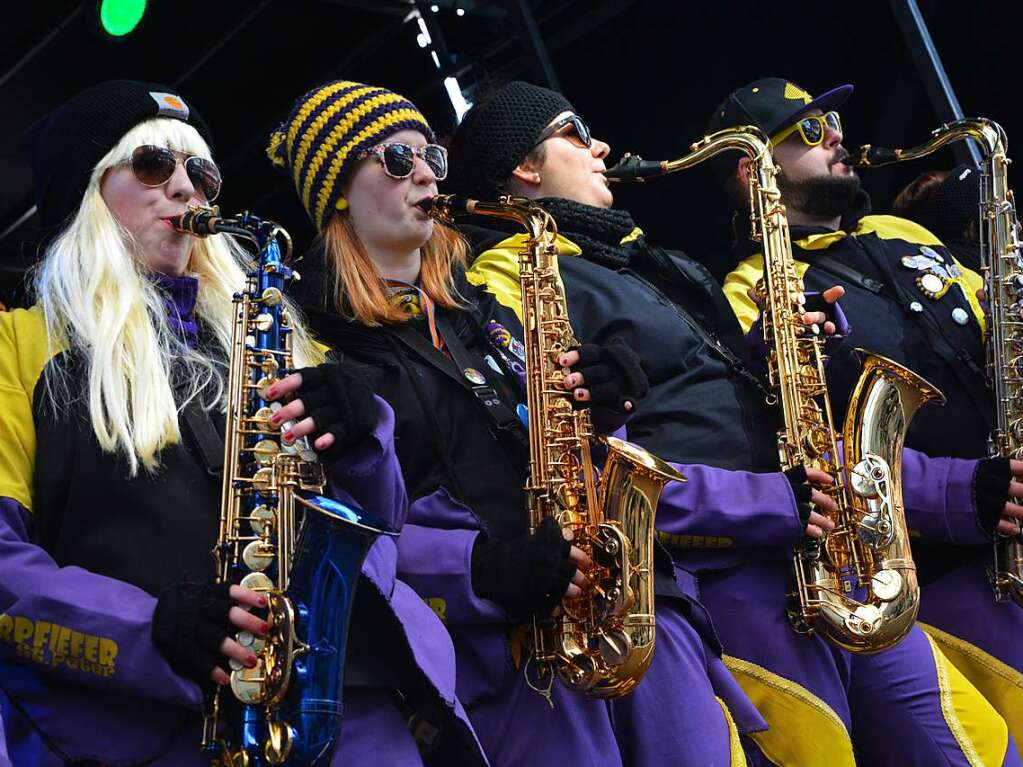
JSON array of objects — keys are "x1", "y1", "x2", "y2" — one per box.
[
  {"x1": 951, "y1": 307, "x2": 970, "y2": 325},
  {"x1": 909, "y1": 301, "x2": 924, "y2": 313},
  {"x1": 463, "y1": 367, "x2": 487, "y2": 385}
]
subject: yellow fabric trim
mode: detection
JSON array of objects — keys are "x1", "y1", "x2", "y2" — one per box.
[
  {"x1": 715, "y1": 696, "x2": 748, "y2": 767},
  {"x1": 925, "y1": 631, "x2": 1008, "y2": 767},
  {"x1": 465, "y1": 233, "x2": 583, "y2": 322},
  {"x1": 921, "y1": 622, "x2": 1023, "y2": 761},
  {"x1": 312, "y1": 107, "x2": 430, "y2": 226},
  {"x1": 723, "y1": 654, "x2": 855, "y2": 767},
  {"x1": 620, "y1": 226, "x2": 644, "y2": 244},
  {"x1": 0, "y1": 307, "x2": 57, "y2": 512},
  {"x1": 292, "y1": 84, "x2": 377, "y2": 189},
  {"x1": 854, "y1": 214, "x2": 943, "y2": 246},
  {"x1": 722, "y1": 253, "x2": 812, "y2": 334}
]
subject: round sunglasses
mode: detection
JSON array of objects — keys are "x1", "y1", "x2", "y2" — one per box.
[
  {"x1": 531, "y1": 114, "x2": 592, "y2": 150},
  {"x1": 771, "y1": 111, "x2": 843, "y2": 148},
  {"x1": 357, "y1": 142, "x2": 448, "y2": 180},
  {"x1": 122, "y1": 145, "x2": 222, "y2": 202}
]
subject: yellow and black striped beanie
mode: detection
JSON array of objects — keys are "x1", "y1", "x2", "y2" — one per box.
[{"x1": 266, "y1": 80, "x2": 435, "y2": 231}]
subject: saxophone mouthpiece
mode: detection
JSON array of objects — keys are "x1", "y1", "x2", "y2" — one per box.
[
  {"x1": 426, "y1": 194, "x2": 476, "y2": 218},
  {"x1": 603, "y1": 153, "x2": 666, "y2": 182},
  {"x1": 171, "y1": 206, "x2": 223, "y2": 236},
  {"x1": 842, "y1": 145, "x2": 899, "y2": 167}
]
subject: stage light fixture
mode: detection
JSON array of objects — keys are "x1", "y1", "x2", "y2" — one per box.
[{"x1": 99, "y1": 0, "x2": 147, "y2": 37}]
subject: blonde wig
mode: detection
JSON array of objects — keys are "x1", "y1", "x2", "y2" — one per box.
[{"x1": 33, "y1": 117, "x2": 322, "y2": 475}]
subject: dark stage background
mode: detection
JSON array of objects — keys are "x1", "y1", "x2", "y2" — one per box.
[{"x1": 1, "y1": 0, "x2": 1019, "y2": 305}]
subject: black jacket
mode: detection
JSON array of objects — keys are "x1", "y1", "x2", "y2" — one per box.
[{"x1": 463, "y1": 223, "x2": 781, "y2": 474}]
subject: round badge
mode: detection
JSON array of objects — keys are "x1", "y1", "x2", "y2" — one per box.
[
  {"x1": 909, "y1": 301, "x2": 924, "y2": 313},
  {"x1": 920, "y1": 245, "x2": 944, "y2": 262},
  {"x1": 951, "y1": 307, "x2": 970, "y2": 326},
  {"x1": 463, "y1": 367, "x2": 486, "y2": 385},
  {"x1": 920, "y1": 273, "x2": 945, "y2": 294}
]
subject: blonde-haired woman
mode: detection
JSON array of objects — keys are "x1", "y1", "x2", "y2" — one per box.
[{"x1": 0, "y1": 80, "x2": 484, "y2": 766}]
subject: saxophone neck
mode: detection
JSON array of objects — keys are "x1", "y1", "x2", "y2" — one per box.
[{"x1": 845, "y1": 118, "x2": 1005, "y2": 168}]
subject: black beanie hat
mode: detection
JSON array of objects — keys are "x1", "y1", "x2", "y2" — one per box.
[
  {"x1": 22, "y1": 80, "x2": 213, "y2": 232},
  {"x1": 447, "y1": 81, "x2": 574, "y2": 200},
  {"x1": 896, "y1": 164, "x2": 980, "y2": 241}
]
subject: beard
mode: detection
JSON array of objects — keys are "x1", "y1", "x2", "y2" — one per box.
[{"x1": 777, "y1": 161, "x2": 861, "y2": 219}]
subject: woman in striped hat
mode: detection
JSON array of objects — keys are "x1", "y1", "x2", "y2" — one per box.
[{"x1": 266, "y1": 80, "x2": 651, "y2": 766}]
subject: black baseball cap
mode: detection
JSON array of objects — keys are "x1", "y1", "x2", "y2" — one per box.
[{"x1": 708, "y1": 77, "x2": 853, "y2": 139}]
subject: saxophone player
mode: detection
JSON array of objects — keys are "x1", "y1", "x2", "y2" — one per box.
[
  {"x1": 0, "y1": 80, "x2": 484, "y2": 766},
  {"x1": 716, "y1": 78, "x2": 1022, "y2": 765},
  {"x1": 264, "y1": 80, "x2": 654, "y2": 766},
  {"x1": 448, "y1": 79, "x2": 1018, "y2": 767}
]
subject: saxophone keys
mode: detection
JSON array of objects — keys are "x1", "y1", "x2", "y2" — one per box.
[
  {"x1": 871, "y1": 568, "x2": 903, "y2": 602},
  {"x1": 597, "y1": 628, "x2": 633, "y2": 667},
  {"x1": 846, "y1": 604, "x2": 883, "y2": 637},
  {"x1": 252, "y1": 440, "x2": 279, "y2": 465},
  {"x1": 248, "y1": 504, "x2": 275, "y2": 536},
  {"x1": 240, "y1": 571, "x2": 274, "y2": 593},
  {"x1": 256, "y1": 376, "x2": 277, "y2": 399},
  {"x1": 230, "y1": 664, "x2": 265, "y2": 704},
  {"x1": 251, "y1": 466, "x2": 274, "y2": 492},
  {"x1": 254, "y1": 312, "x2": 274, "y2": 332},
  {"x1": 242, "y1": 540, "x2": 275, "y2": 572},
  {"x1": 252, "y1": 406, "x2": 276, "y2": 431},
  {"x1": 260, "y1": 287, "x2": 283, "y2": 307}
]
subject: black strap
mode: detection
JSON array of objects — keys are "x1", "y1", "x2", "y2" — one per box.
[
  {"x1": 811, "y1": 254, "x2": 884, "y2": 294},
  {"x1": 390, "y1": 316, "x2": 528, "y2": 448},
  {"x1": 623, "y1": 268, "x2": 774, "y2": 402},
  {"x1": 180, "y1": 400, "x2": 224, "y2": 477}
]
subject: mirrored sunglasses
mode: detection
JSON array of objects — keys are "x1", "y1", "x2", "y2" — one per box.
[
  {"x1": 771, "y1": 111, "x2": 843, "y2": 148},
  {"x1": 531, "y1": 114, "x2": 592, "y2": 150},
  {"x1": 126, "y1": 145, "x2": 222, "y2": 202},
  {"x1": 357, "y1": 142, "x2": 448, "y2": 180}
]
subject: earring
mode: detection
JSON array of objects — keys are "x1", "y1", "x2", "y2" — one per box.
[{"x1": 335, "y1": 196, "x2": 349, "y2": 211}]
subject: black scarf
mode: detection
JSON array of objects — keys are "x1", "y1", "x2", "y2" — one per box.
[{"x1": 536, "y1": 197, "x2": 646, "y2": 270}]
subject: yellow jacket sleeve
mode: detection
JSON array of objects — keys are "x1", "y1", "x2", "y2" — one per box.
[
  {"x1": 0, "y1": 307, "x2": 55, "y2": 512},
  {"x1": 722, "y1": 254, "x2": 767, "y2": 335}
]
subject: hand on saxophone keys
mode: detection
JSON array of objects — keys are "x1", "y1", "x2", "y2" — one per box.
[
  {"x1": 748, "y1": 284, "x2": 846, "y2": 337},
  {"x1": 996, "y1": 459, "x2": 1023, "y2": 536},
  {"x1": 211, "y1": 585, "x2": 270, "y2": 686}
]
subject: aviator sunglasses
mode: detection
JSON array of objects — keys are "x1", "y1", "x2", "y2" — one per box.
[
  {"x1": 357, "y1": 142, "x2": 448, "y2": 180},
  {"x1": 123, "y1": 145, "x2": 222, "y2": 202},
  {"x1": 770, "y1": 111, "x2": 843, "y2": 148},
  {"x1": 531, "y1": 113, "x2": 592, "y2": 150}
]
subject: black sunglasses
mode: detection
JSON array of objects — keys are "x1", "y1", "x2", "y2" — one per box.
[
  {"x1": 124, "y1": 145, "x2": 222, "y2": 202},
  {"x1": 357, "y1": 142, "x2": 448, "y2": 180},
  {"x1": 531, "y1": 114, "x2": 592, "y2": 150}
]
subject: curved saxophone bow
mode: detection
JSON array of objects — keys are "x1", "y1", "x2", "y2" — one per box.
[
  {"x1": 429, "y1": 193, "x2": 684, "y2": 698},
  {"x1": 848, "y1": 118, "x2": 1023, "y2": 605},
  {"x1": 174, "y1": 207, "x2": 398, "y2": 765},
  {"x1": 606, "y1": 128, "x2": 945, "y2": 652}
]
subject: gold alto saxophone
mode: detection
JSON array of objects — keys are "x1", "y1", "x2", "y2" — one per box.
[
  {"x1": 173, "y1": 208, "x2": 396, "y2": 765},
  {"x1": 606, "y1": 128, "x2": 944, "y2": 652},
  {"x1": 847, "y1": 118, "x2": 1023, "y2": 605},
  {"x1": 430, "y1": 193, "x2": 684, "y2": 698}
]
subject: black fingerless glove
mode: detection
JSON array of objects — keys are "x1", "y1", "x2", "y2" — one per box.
[
  {"x1": 152, "y1": 579, "x2": 234, "y2": 686},
  {"x1": 568, "y1": 341, "x2": 649, "y2": 412},
  {"x1": 974, "y1": 457, "x2": 1013, "y2": 534},
  {"x1": 470, "y1": 517, "x2": 577, "y2": 622},
  {"x1": 294, "y1": 363, "x2": 378, "y2": 461},
  {"x1": 784, "y1": 465, "x2": 814, "y2": 527}
]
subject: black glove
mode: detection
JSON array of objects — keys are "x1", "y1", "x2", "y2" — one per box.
[
  {"x1": 294, "y1": 363, "x2": 378, "y2": 461},
  {"x1": 567, "y1": 341, "x2": 649, "y2": 412},
  {"x1": 784, "y1": 465, "x2": 814, "y2": 527},
  {"x1": 974, "y1": 457, "x2": 1013, "y2": 534},
  {"x1": 470, "y1": 517, "x2": 577, "y2": 622},
  {"x1": 152, "y1": 579, "x2": 234, "y2": 686}
]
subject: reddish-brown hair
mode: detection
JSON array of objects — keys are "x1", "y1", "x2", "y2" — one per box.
[{"x1": 321, "y1": 213, "x2": 468, "y2": 326}]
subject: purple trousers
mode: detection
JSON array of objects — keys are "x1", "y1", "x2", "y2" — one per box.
[
  {"x1": 697, "y1": 552, "x2": 1018, "y2": 767},
  {"x1": 608, "y1": 596, "x2": 764, "y2": 766},
  {"x1": 917, "y1": 558, "x2": 1023, "y2": 762}
]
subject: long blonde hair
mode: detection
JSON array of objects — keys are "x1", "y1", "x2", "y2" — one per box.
[
  {"x1": 33, "y1": 117, "x2": 321, "y2": 475},
  {"x1": 321, "y1": 213, "x2": 467, "y2": 326}
]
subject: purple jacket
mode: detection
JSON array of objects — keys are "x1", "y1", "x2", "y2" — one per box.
[{"x1": 0, "y1": 398, "x2": 478, "y2": 766}]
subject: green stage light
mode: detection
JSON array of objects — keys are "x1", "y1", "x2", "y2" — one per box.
[{"x1": 99, "y1": 0, "x2": 147, "y2": 37}]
